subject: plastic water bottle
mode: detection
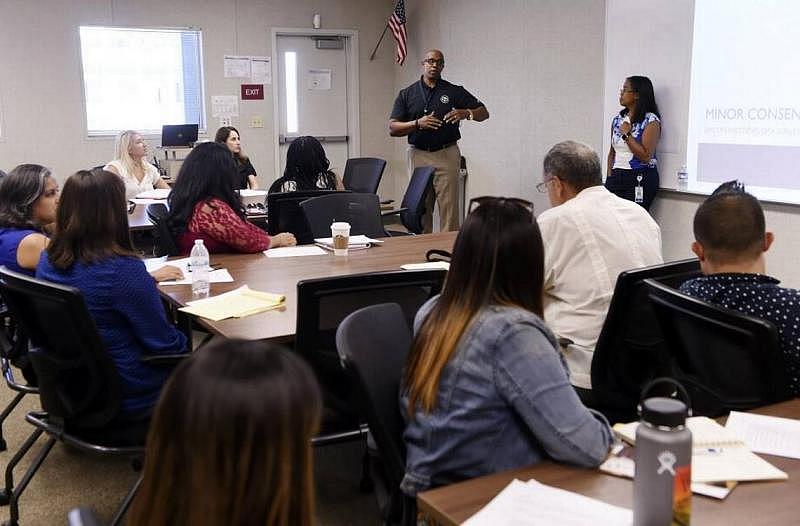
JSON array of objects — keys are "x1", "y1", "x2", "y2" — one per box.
[
  {"x1": 676, "y1": 165, "x2": 689, "y2": 191},
  {"x1": 633, "y1": 388, "x2": 692, "y2": 526},
  {"x1": 190, "y1": 239, "x2": 210, "y2": 296}
]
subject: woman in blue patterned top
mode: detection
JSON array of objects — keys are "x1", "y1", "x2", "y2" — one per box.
[
  {"x1": 37, "y1": 169, "x2": 188, "y2": 419},
  {"x1": 0, "y1": 164, "x2": 59, "y2": 276},
  {"x1": 606, "y1": 76, "x2": 661, "y2": 211}
]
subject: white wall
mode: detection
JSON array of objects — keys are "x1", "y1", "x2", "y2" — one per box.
[
  {"x1": 606, "y1": 0, "x2": 800, "y2": 287},
  {"x1": 0, "y1": 0, "x2": 400, "y2": 199},
  {"x1": 393, "y1": 0, "x2": 607, "y2": 214}
]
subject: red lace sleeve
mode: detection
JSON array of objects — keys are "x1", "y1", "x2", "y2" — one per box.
[{"x1": 192, "y1": 199, "x2": 271, "y2": 253}]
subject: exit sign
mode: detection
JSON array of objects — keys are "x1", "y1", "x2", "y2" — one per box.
[{"x1": 241, "y1": 84, "x2": 264, "y2": 100}]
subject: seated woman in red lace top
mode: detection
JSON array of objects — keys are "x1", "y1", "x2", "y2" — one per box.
[{"x1": 167, "y1": 142, "x2": 296, "y2": 254}]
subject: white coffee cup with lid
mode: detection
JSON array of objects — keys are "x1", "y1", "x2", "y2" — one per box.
[{"x1": 331, "y1": 221, "x2": 351, "y2": 256}]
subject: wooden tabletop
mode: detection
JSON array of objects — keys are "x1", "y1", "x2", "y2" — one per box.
[
  {"x1": 159, "y1": 232, "x2": 457, "y2": 342},
  {"x1": 417, "y1": 399, "x2": 800, "y2": 525}
]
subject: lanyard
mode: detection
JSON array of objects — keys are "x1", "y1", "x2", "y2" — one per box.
[{"x1": 418, "y1": 80, "x2": 438, "y2": 114}]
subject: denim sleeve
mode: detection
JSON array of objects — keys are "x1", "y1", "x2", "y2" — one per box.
[
  {"x1": 113, "y1": 259, "x2": 188, "y2": 356},
  {"x1": 492, "y1": 322, "x2": 613, "y2": 467}
]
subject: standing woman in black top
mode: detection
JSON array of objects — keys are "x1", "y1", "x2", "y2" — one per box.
[{"x1": 215, "y1": 126, "x2": 258, "y2": 189}]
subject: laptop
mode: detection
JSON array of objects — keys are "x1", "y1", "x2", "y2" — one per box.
[{"x1": 161, "y1": 124, "x2": 199, "y2": 147}]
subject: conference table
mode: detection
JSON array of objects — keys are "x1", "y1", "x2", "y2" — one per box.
[
  {"x1": 417, "y1": 398, "x2": 800, "y2": 525},
  {"x1": 127, "y1": 203, "x2": 268, "y2": 232},
  {"x1": 158, "y1": 232, "x2": 458, "y2": 343}
]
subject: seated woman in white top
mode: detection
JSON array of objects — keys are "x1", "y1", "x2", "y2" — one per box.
[{"x1": 105, "y1": 130, "x2": 170, "y2": 200}]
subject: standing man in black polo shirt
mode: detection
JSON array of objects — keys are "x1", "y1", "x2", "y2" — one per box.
[{"x1": 389, "y1": 49, "x2": 489, "y2": 232}]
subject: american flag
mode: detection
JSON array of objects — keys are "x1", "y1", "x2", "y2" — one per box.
[{"x1": 388, "y1": 0, "x2": 407, "y2": 65}]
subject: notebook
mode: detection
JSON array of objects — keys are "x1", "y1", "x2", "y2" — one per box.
[
  {"x1": 613, "y1": 417, "x2": 787, "y2": 483},
  {"x1": 178, "y1": 286, "x2": 285, "y2": 321}
]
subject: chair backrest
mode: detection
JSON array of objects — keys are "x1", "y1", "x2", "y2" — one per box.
[
  {"x1": 645, "y1": 278, "x2": 791, "y2": 416},
  {"x1": 343, "y1": 157, "x2": 387, "y2": 194},
  {"x1": 399, "y1": 166, "x2": 435, "y2": 234},
  {"x1": 267, "y1": 190, "x2": 342, "y2": 245},
  {"x1": 336, "y1": 303, "x2": 410, "y2": 496},
  {"x1": 300, "y1": 192, "x2": 387, "y2": 240},
  {"x1": 590, "y1": 258, "x2": 702, "y2": 420},
  {"x1": 295, "y1": 270, "x2": 445, "y2": 413},
  {"x1": 146, "y1": 203, "x2": 180, "y2": 257},
  {"x1": 0, "y1": 267, "x2": 122, "y2": 429}
]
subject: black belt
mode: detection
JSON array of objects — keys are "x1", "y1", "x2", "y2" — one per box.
[{"x1": 412, "y1": 141, "x2": 457, "y2": 153}]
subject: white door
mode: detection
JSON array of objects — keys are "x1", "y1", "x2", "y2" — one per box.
[{"x1": 275, "y1": 34, "x2": 352, "y2": 183}]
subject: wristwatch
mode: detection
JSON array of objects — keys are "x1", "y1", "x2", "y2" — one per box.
[{"x1": 467, "y1": 109, "x2": 474, "y2": 121}]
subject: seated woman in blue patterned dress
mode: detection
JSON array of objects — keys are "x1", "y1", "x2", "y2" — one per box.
[
  {"x1": 0, "y1": 164, "x2": 59, "y2": 276},
  {"x1": 37, "y1": 169, "x2": 188, "y2": 420}
]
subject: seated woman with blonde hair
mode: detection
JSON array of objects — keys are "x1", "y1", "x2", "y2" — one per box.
[
  {"x1": 105, "y1": 130, "x2": 170, "y2": 200},
  {"x1": 0, "y1": 164, "x2": 58, "y2": 276},
  {"x1": 127, "y1": 339, "x2": 322, "y2": 526},
  {"x1": 401, "y1": 196, "x2": 613, "y2": 496}
]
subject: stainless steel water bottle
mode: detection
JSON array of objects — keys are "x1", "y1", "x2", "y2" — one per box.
[{"x1": 633, "y1": 379, "x2": 693, "y2": 526}]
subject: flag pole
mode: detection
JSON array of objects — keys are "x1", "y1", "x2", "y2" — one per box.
[{"x1": 369, "y1": 23, "x2": 390, "y2": 61}]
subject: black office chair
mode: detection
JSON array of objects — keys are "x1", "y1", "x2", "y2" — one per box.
[
  {"x1": 343, "y1": 157, "x2": 387, "y2": 194},
  {"x1": 267, "y1": 190, "x2": 343, "y2": 245},
  {"x1": 589, "y1": 258, "x2": 702, "y2": 423},
  {"x1": 146, "y1": 203, "x2": 180, "y2": 257},
  {"x1": 645, "y1": 279, "x2": 792, "y2": 417},
  {"x1": 296, "y1": 269, "x2": 446, "y2": 448},
  {"x1": 0, "y1": 302, "x2": 38, "y2": 454},
  {"x1": 336, "y1": 303, "x2": 416, "y2": 526},
  {"x1": 0, "y1": 267, "x2": 180, "y2": 526},
  {"x1": 300, "y1": 192, "x2": 388, "y2": 240},
  {"x1": 383, "y1": 166, "x2": 435, "y2": 235}
]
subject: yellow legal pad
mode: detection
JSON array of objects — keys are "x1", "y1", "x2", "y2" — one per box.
[{"x1": 178, "y1": 285, "x2": 285, "y2": 321}]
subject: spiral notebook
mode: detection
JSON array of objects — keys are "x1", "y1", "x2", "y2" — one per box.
[{"x1": 613, "y1": 417, "x2": 787, "y2": 483}]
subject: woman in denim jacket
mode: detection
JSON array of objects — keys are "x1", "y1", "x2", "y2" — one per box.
[{"x1": 400, "y1": 196, "x2": 613, "y2": 496}]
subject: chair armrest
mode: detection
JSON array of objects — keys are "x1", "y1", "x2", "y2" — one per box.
[
  {"x1": 380, "y1": 207, "x2": 408, "y2": 217},
  {"x1": 140, "y1": 353, "x2": 189, "y2": 366},
  {"x1": 379, "y1": 199, "x2": 394, "y2": 205}
]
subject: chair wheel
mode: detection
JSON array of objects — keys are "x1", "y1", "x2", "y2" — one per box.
[
  {"x1": 0, "y1": 489, "x2": 9, "y2": 506},
  {"x1": 0, "y1": 438, "x2": 6, "y2": 452}
]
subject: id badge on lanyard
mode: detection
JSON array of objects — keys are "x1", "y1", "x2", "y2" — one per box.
[{"x1": 634, "y1": 175, "x2": 644, "y2": 203}]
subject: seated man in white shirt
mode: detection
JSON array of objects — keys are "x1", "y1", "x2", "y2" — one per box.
[{"x1": 536, "y1": 141, "x2": 663, "y2": 392}]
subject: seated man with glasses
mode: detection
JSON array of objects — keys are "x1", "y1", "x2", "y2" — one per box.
[
  {"x1": 389, "y1": 49, "x2": 489, "y2": 232},
  {"x1": 679, "y1": 182, "x2": 800, "y2": 396},
  {"x1": 535, "y1": 141, "x2": 662, "y2": 395}
]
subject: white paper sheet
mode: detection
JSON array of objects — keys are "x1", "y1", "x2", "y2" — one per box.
[
  {"x1": 463, "y1": 479, "x2": 631, "y2": 526},
  {"x1": 134, "y1": 188, "x2": 170, "y2": 200},
  {"x1": 264, "y1": 246, "x2": 327, "y2": 258},
  {"x1": 726, "y1": 411, "x2": 800, "y2": 459},
  {"x1": 211, "y1": 95, "x2": 239, "y2": 117},
  {"x1": 149, "y1": 257, "x2": 234, "y2": 285},
  {"x1": 251, "y1": 56, "x2": 271, "y2": 84},
  {"x1": 224, "y1": 55, "x2": 251, "y2": 78},
  {"x1": 400, "y1": 262, "x2": 450, "y2": 271}
]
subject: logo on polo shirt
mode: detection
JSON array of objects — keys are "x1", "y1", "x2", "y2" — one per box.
[{"x1": 440, "y1": 95, "x2": 450, "y2": 104}]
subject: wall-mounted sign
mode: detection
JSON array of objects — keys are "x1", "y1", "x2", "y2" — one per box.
[{"x1": 241, "y1": 84, "x2": 264, "y2": 100}]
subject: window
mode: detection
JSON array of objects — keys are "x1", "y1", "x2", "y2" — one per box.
[
  {"x1": 284, "y1": 51, "x2": 298, "y2": 133},
  {"x1": 79, "y1": 26, "x2": 204, "y2": 136}
]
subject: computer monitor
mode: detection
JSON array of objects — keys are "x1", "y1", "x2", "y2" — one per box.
[{"x1": 161, "y1": 124, "x2": 199, "y2": 147}]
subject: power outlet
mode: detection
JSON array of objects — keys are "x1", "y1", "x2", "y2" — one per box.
[{"x1": 250, "y1": 115, "x2": 264, "y2": 128}]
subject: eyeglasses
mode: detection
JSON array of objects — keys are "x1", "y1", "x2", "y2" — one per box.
[
  {"x1": 422, "y1": 58, "x2": 445, "y2": 66},
  {"x1": 619, "y1": 88, "x2": 635, "y2": 94},
  {"x1": 468, "y1": 196, "x2": 534, "y2": 214},
  {"x1": 536, "y1": 178, "x2": 556, "y2": 193}
]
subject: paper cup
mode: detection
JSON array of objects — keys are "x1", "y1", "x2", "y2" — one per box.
[{"x1": 331, "y1": 221, "x2": 351, "y2": 256}]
